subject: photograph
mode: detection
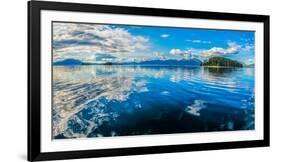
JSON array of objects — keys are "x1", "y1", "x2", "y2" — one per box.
[
  {"x1": 28, "y1": 1, "x2": 269, "y2": 160},
  {"x1": 52, "y1": 22, "x2": 255, "y2": 139}
]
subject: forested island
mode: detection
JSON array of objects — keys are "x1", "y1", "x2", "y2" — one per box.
[{"x1": 202, "y1": 56, "x2": 243, "y2": 67}]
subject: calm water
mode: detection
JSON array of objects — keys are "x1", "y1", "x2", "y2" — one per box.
[{"x1": 52, "y1": 65, "x2": 255, "y2": 139}]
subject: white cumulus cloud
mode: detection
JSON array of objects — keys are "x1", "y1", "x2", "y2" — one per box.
[
  {"x1": 169, "y1": 42, "x2": 247, "y2": 60},
  {"x1": 169, "y1": 49, "x2": 195, "y2": 59},
  {"x1": 53, "y1": 22, "x2": 149, "y2": 61},
  {"x1": 201, "y1": 42, "x2": 241, "y2": 57},
  {"x1": 160, "y1": 34, "x2": 169, "y2": 38},
  {"x1": 169, "y1": 48, "x2": 183, "y2": 55}
]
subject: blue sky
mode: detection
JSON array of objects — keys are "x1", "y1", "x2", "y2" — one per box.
[{"x1": 53, "y1": 22, "x2": 255, "y2": 64}]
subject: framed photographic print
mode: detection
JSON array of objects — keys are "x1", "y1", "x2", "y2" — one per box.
[{"x1": 28, "y1": 1, "x2": 270, "y2": 161}]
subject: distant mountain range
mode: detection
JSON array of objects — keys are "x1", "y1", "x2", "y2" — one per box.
[
  {"x1": 54, "y1": 58, "x2": 203, "y2": 66},
  {"x1": 53, "y1": 57, "x2": 246, "y2": 67},
  {"x1": 53, "y1": 59, "x2": 84, "y2": 65}
]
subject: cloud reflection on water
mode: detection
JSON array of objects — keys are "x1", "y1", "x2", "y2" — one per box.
[{"x1": 53, "y1": 66, "x2": 254, "y2": 139}]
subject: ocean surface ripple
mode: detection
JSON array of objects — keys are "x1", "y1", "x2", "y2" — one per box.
[{"x1": 52, "y1": 66, "x2": 255, "y2": 139}]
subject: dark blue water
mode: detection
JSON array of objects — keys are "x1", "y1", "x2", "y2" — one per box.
[{"x1": 52, "y1": 66, "x2": 255, "y2": 139}]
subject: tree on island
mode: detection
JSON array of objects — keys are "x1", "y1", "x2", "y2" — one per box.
[{"x1": 203, "y1": 56, "x2": 243, "y2": 67}]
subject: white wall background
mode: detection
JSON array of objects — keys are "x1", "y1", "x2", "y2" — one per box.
[{"x1": 0, "y1": 0, "x2": 279, "y2": 161}]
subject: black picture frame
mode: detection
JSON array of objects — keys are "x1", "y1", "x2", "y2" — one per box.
[{"x1": 28, "y1": 1, "x2": 270, "y2": 161}]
